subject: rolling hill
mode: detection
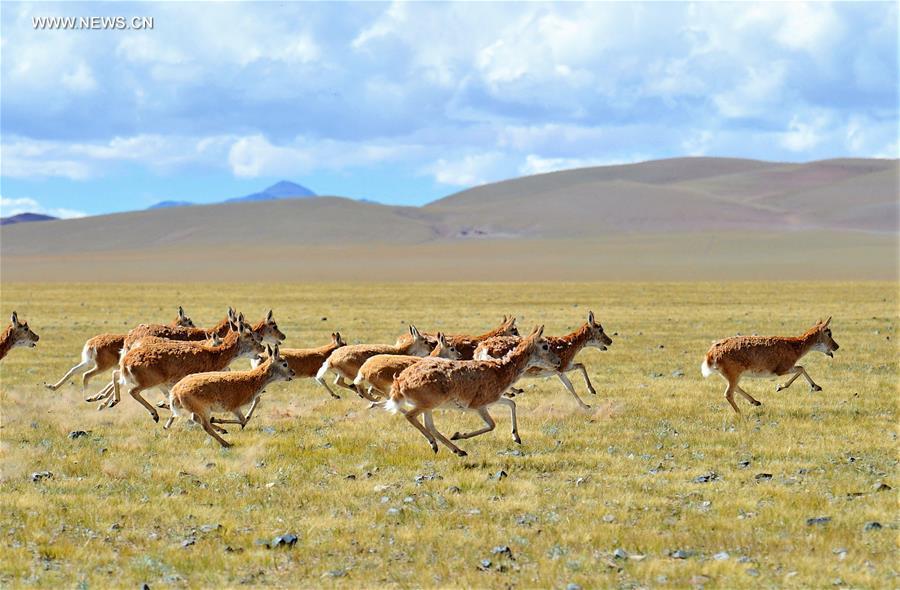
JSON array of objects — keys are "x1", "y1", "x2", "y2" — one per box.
[{"x1": 2, "y1": 157, "x2": 896, "y2": 281}]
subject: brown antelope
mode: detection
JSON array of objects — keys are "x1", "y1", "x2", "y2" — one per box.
[
  {"x1": 315, "y1": 325, "x2": 431, "y2": 400},
  {"x1": 83, "y1": 307, "x2": 232, "y2": 404},
  {"x1": 701, "y1": 317, "x2": 840, "y2": 414},
  {"x1": 46, "y1": 306, "x2": 195, "y2": 393},
  {"x1": 165, "y1": 345, "x2": 295, "y2": 448},
  {"x1": 121, "y1": 307, "x2": 237, "y2": 353},
  {"x1": 353, "y1": 332, "x2": 461, "y2": 399},
  {"x1": 121, "y1": 308, "x2": 284, "y2": 355},
  {"x1": 0, "y1": 312, "x2": 39, "y2": 361},
  {"x1": 395, "y1": 316, "x2": 519, "y2": 359},
  {"x1": 238, "y1": 332, "x2": 348, "y2": 423},
  {"x1": 473, "y1": 311, "x2": 612, "y2": 410},
  {"x1": 252, "y1": 332, "x2": 346, "y2": 375},
  {"x1": 386, "y1": 326, "x2": 560, "y2": 457},
  {"x1": 113, "y1": 318, "x2": 265, "y2": 422}
]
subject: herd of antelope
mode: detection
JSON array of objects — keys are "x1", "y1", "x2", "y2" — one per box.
[{"x1": 1, "y1": 308, "x2": 839, "y2": 455}]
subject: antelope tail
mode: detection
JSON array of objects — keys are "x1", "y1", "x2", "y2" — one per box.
[{"x1": 384, "y1": 377, "x2": 404, "y2": 414}]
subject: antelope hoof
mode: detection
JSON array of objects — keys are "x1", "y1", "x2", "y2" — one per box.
[
  {"x1": 450, "y1": 432, "x2": 462, "y2": 440},
  {"x1": 220, "y1": 441, "x2": 233, "y2": 449},
  {"x1": 454, "y1": 449, "x2": 468, "y2": 458},
  {"x1": 513, "y1": 434, "x2": 522, "y2": 444},
  {"x1": 776, "y1": 385, "x2": 785, "y2": 392},
  {"x1": 811, "y1": 385, "x2": 822, "y2": 392},
  {"x1": 430, "y1": 442, "x2": 438, "y2": 453},
  {"x1": 588, "y1": 388, "x2": 598, "y2": 396},
  {"x1": 581, "y1": 404, "x2": 592, "y2": 411},
  {"x1": 329, "y1": 393, "x2": 341, "y2": 400},
  {"x1": 751, "y1": 400, "x2": 762, "y2": 406},
  {"x1": 152, "y1": 413, "x2": 159, "y2": 423},
  {"x1": 156, "y1": 400, "x2": 167, "y2": 408}
]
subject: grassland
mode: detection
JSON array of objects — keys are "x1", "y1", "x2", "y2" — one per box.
[{"x1": 0, "y1": 282, "x2": 896, "y2": 588}]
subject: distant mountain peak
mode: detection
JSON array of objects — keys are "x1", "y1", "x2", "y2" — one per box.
[
  {"x1": 227, "y1": 180, "x2": 316, "y2": 203},
  {"x1": 0, "y1": 212, "x2": 58, "y2": 226},
  {"x1": 263, "y1": 180, "x2": 314, "y2": 195},
  {"x1": 147, "y1": 180, "x2": 317, "y2": 210},
  {"x1": 148, "y1": 200, "x2": 194, "y2": 210}
]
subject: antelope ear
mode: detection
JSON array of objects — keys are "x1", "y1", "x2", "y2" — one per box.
[
  {"x1": 227, "y1": 306, "x2": 235, "y2": 319},
  {"x1": 824, "y1": 316, "x2": 832, "y2": 327},
  {"x1": 411, "y1": 325, "x2": 420, "y2": 338},
  {"x1": 228, "y1": 319, "x2": 239, "y2": 331},
  {"x1": 267, "y1": 309, "x2": 274, "y2": 321},
  {"x1": 179, "y1": 306, "x2": 185, "y2": 316},
  {"x1": 437, "y1": 332, "x2": 445, "y2": 344},
  {"x1": 272, "y1": 344, "x2": 280, "y2": 358},
  {"x1": 265, "y1": 343, "x2": 273, "y2": 357},
  {"x1": 10, "y1": 312, "x2": 18, "y2": 325},
  {"x1": 588, "y1": 310, "x2": 595, "y2": 325},
  {"x1": 535, "y1": 325, "x2": 545, "y2": 339}
]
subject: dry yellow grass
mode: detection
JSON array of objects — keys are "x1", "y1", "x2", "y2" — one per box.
[{"x1": 0, "y1": 282, "x2": 896, "y2": 588}]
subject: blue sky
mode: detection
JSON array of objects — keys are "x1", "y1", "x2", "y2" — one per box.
[{"x1": 1, "y1": 1, "x2": 897, "y2": 218}]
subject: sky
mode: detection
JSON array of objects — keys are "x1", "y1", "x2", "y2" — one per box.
[{"x1": 1, "y1": 1, "x2": 897, "y2": 218}]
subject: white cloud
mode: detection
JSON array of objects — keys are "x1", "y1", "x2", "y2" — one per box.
[
  {"x1": 713, "y1": 62, "x2": 788, "y2": 118},
  {"x1": 1, "y1": 135, "x2": 231, "y2": 179},
  {"x1": 425, "y1": 153, "x2": 506, "y2": 186},
  {"x1": 228, "y1": 134, "x2": 420, "y2": 178},
  {"x1": 61, "y1": 62, "x2": 96, "y2": 93},
  {"x1": 739, "y1": 3, "x2": 843, "y2": 55},
  {"x1": 870, "y1": 141, "x2": 899, "y2": 160},
  {"x1": 498, "y1": 124, "x2": 607, "y2": 152},
  {"x1": 116, "y1": 36, "x2": 185, "y2": 65},
  {"x1": 780, "y1": 114, "x2": 830, "y2": 152},
  {"x1": 520, "y1": 154, "x2": 647, "y2": 176},
  {"x1": 228, "y1": 135, "x2": 314, "y2": 178},
  {"x1": 681, "y1": 131, "x2": 714, "y2": 157},
  {"x1": 0, "y1": 196, "x2": 85, "y2": 219},
  {"x1": 352, "y1": 1, "x2": 408, "y2": 49}
]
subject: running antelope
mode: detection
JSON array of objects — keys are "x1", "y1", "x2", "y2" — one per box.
[
  {"x1": 473, "y1": 311, "x2": 612, "y2": 410},
  {"x1": 84, "y1": 307, "x2": 233, "y2": 403},
  {"x1": 165, "y1": 345, "x2": 295, "y2": 448},
  {"x1": 353, "y1": 332, "x2": 461, "y2": 399},
  {"x1": 121, "y1": 307, "x2": 237, "y2": 353},
  {"x1": 0, "y1": 312, "x2": 39, "y2": 361},
  {"x1": 701, "y1": 317, "x2": 840, "y2": 414},
  {"x1": 114, "y1": 318, "x2": 265, "y2": 422},
  {"x1": 46, "y1": 306, "x2": 195, "y2": 393},
  {"x1": 121, "y1": 308, "x2": 284, "y2": 354},
  {"x1": 386, "y1": 325, "x2": 560, "y2": 457},
  {"x1": 253, "y1": 332, "x2": 346, "y2": 375},
  {"x1": 395, "y1": 316, "x2": 518, "y2": 359},
  {"x1": 315, "y1": 325, "x2": 431, "y2": 400},
  {"x1": 238, "y1": 332, "x2": 348, "y2": 423}
]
